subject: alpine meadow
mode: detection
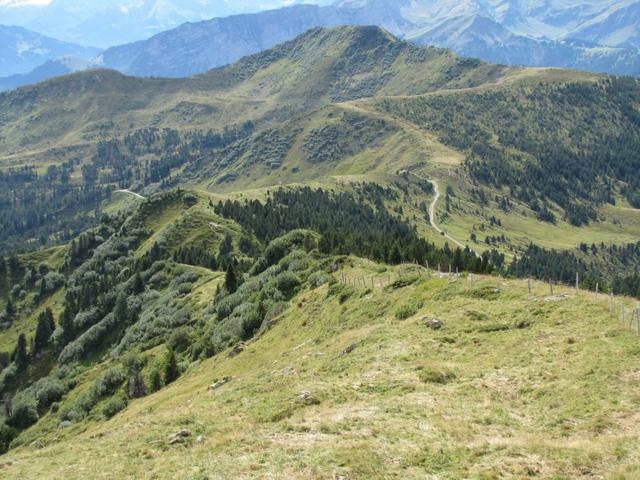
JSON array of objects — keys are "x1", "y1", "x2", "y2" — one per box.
[{"x1": 0, "y1": 14, "x2": 639, "y2": 480}]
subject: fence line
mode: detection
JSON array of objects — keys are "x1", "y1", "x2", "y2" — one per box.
[{"x1": 337, "y1": 266, "x2": 640, "y2": 335}]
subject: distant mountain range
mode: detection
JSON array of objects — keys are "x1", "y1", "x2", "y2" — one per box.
[
  {"x1": 0, "y1": 25, "x2": 100, "y2": 77},
  {"x1": 99, "y1": 1, "x2": 640, "y2": 78},
  {"x1": 1, "y1": 0, "x2": 639, "y2": 92},
  {"x1": 0, "y1": 0, "x2": 333, "y2": 48}
]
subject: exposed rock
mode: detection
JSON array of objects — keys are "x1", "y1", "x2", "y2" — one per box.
[
  {"x1": 168, "y1": 429, "x2": 192, "y2": 445},
  {"x1": 208, "y1": 376, "x2": 233, "y2": 390},
  {"x1": 339, "y1": 343, "x2": 358, "y2": 357},
  {"x1": 228, "y1": 342, "x2": 247, "y2": 358},
  {"x1": 544, "y1": 294, "x2": 570, "y2": 302},
  {"x1": 299, "y1": 391, "x2": 320, "y2": 405},
  {"x1": 58, "y1": 421, "x2": 73, "y2": 429},
  {"x1": 425, "y1": 318, "x2": 444, "y2": 330}
]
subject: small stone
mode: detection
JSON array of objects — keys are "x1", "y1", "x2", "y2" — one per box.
[
  {"x1": 196, "y1": 436, "x2": 205, "y2": 444},
  {"x1": 299, "y1": 391, "x2": 320, "y2": 405},
  {"x1": 208, "y1": 376, "x2": 233, "y2": 390},
  {"x1": 228, "y1": 342, "x2": 247, "y2": 358},
  {"x1": 168, "y1": 429, "x2": 192, "y2": 445},
  {"x1": 426, "y1": 318, "x2": 444, "y2": 330},
  {"x1": 339, "y1": 343, "x2": 358, "y2": 357}
]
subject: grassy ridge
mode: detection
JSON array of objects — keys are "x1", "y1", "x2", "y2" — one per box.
[{"x1": 2, "y1": 260, "x2": 639, "y2": 479}]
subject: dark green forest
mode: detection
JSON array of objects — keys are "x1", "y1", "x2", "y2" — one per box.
[{"x1": 379, "y1": 78, "x2": 640, "y2": 226}]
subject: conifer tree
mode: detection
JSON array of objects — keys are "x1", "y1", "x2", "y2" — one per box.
[
  {"x1": 114, "y1": 291, "x2": 128, "y2": 324},
  {"x1": 34, "y1": 308, "x2": 55, "y2": 354},
  {"x1": 163, "y1": 349, "x2": 180, "y2": 385},
  {"x1": 225, "y1": 262, "x2": 238, "y2": 294},
  {"x1": 13, "y1": 334, "x2": 28, "y2": 371},
  {"x1": 4, "y1": 298, "x2": 15, "y2": 322},
  {"x1": 131, "y1": 273, "x2": 145, "y2": 295}
]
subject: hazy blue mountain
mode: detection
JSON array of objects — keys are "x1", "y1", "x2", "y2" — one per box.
[
  {"x1": 0, "y1": 25, "x2": 100, "y2": 76},
  {"x1": 411, "y1": 15, "x2": 640, "y2": 77},
  {"x1": 0, "y1": 56, "x2": 98, "y2": 92},
  {"x1": 100, "y1": 4, "x2": 410, "y2": 77},
  {"x1": 99, "y1": 1, "x2": 640, "y2": 79},
  {"x1": 0, "y1": 0, "x2": 332, "y2": 48}
]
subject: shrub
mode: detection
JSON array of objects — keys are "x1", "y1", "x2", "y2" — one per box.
[
  {"x1": 388, "y1": 275, "x2": 420, "y2": 290},
  {"x1": 59, "y1": 313, "x2": 117, "y2": 364},
  {"x1": 0, "y1": 424, "x2": 17, "y2": 454},
  {"x1": 167, "y1": 328, "x2": 192, "y2": 353},
  {"x1": 417, "y1": 366, "x2": 456, "y2": 384},
  {"x1": 275, "y1": 272, "x2": 301, "y2": 296},
  {"x1": 0, "y1": 363, "x2": 17, "y2": 391},
  {"x1": 32, "y1": 377, "x2": 66, "y2": 410},
  {"x1": 146, "y1": 368, "x2": 164, "y2": 393},
  {"x1": 7, "y1": 396, "x2": 39, "y2": 430},
  {"x1": 95, "y1": 367, "x2": 127, "y2": 398},
  {"x1": 183, "y1": 193, "x2": 198, "y2": 208},
  {"x1": 308, "y1": 271, "x2": 333, "y2": 288},
  {"x1": 395, "y1": 301, "x2": 424, "y2": 320},
  {"x1": 102, "y1": 395, "x2": 128, "y2": 419}
]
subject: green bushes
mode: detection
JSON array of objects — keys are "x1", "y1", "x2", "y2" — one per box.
[
  {"x1": 308, "y1": 271, "x2": 333, "y2": 288},
  {"x1": 275, "y1": 272, "x2": 301, "y2": 295},
  {"x1": 102, "y1": 395, "x2": 128, "y2": 419},
  {"x1": 0, "y1": 424, "x2": 16, "y2": 454},
  {"x1": 32, "y1": 377, "x2": 66, "y2": 410},
  {"x1": 395, "y1": 301, "x2": 424, "y2": 320},
  {"x1": 7, "y1": 396, "x2": 38, "y2": 430},
  {"x1": 94, "y1": 367, "x2": 127, "y2": 397}
]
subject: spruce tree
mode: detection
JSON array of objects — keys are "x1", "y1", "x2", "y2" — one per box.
[
  {"x1": 34, "y1": 309, "x2": 55, "y2": 354},
  {"x1": 131, "y1": 273, "x2": 145, "y2": 295},
  {"x1": 163, "y1": 349, "x2": 180, "y2": 385},
  {"x1": 225, "y1": 262, "x2": 238, "y2": 294},
  {"x1": 114, "y1": 291, "x2": 128, "y2": 324},
  {"x1": 4, "y1": 298, "x2": 15, "y2": 321},
  {"x1": 13, "y1": 334, "x2": 28, "y2": 371}
]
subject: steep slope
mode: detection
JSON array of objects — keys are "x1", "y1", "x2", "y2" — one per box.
[
  {"x1": 2, "y1": 224, "x2": 640, "y2": 478},
  {"x1": 0, "y1": 25, "x2": 100, "y2": 77}
]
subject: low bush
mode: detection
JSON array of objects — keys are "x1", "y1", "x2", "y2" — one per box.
[
  {"x1": 417, "y1": 366, "x2": 456, "y2": 384},
  {"x1": 7, "y1": 396, "x2": 39, "y2": 430},
  {"x1": 102, "y1": 395, "x2": 128, "y2": 419},
  {"x1": 395, "y1": 301, "x2": 424, "y2": 320}
]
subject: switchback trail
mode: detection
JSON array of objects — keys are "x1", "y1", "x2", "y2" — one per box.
[{"x1": 404, "y1": 171, "x2": 473, "y2": 253}]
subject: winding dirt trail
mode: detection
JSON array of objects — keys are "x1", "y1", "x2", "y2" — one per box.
[
  {"x1": 426, "y1": 178, "x2": 467, "y2": 250},
  {"x1": 115, "y1": 189, "x2": 146, "y2": 200}
]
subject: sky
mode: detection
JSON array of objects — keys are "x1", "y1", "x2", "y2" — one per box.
[{"x1": 0, "y1": 0, "x2": 53, "y2": 5}]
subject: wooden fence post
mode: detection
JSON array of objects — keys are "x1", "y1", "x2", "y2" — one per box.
[
  {"x1": 576, "y1": 272, "x2": 579, "y2": 294},
  {"x1": 610, "y1": 293, "x2": 614, "y2": 315},
  {"x1": 595, "y1": 283, "x2": 599, "y2": 300},
  {"x1": 528, "y1": 279, "x2": 532, "y2": 295}
]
